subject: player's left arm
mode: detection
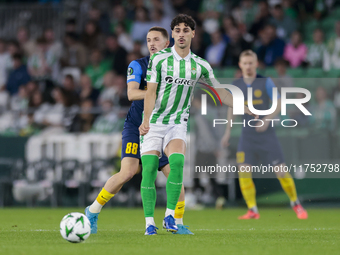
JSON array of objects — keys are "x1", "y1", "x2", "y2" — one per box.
[
  {"x1": 256, "y1": 77, "x2": 281, "y2": 132},
  {"x1": 127, "y1": 61, "x2": 146, "y2": 101},
  {"x1": 202, "y1": 64, "x2": 257, "y2": 118}
]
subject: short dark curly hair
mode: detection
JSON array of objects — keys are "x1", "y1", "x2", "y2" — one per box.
[{"x1": 170, "y1": 14, "x2": 196, "y2": 31}]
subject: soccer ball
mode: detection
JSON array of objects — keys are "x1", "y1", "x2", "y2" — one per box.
[{"x1": 60, "y1": 212, "x2": 91, "y2": 243}]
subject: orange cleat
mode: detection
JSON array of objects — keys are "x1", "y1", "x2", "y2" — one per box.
[
  {"x1": 293, "y1": 204, "x2": 308, "y2": 219},
  {"x1": 238, "y1": 210, "x2": 260, "y2": 219}
]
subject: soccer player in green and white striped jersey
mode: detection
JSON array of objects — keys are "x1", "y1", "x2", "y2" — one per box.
[{"x1": 139, "y1": 14, "x2": 255, "y2": 235}]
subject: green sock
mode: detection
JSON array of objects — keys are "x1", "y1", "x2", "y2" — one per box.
[
  {"x1": 166, "y1": 153, "x2": 184, "y2": 210},
  {"x1": 141, "y1": 154, "x2": 159, "y2": 217}
]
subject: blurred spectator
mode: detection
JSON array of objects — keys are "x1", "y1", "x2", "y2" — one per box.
[
  {"x1": 99, "y1": 72, "x2": 120, "y2": 105},
  {"x1": 0, "y1": 39, "x2": 11, "y2": 88},
  {"x1": 65, "y1": 18, "x2": 77, "y2": 34},
  {"x1": 28, "y1": 37, "x2": 59, "y2": 81},
  {"x1": 115, "y1": 75, "x2": 130, "y2": 107},
  {"x1": 60, "y1": 32, "x2": 88, "y2": 69},
  {"x1": 269, "y1": 4, "x2": 297, "y2": 41},
  {"x1": 127, "y1": 52, "x2": 143, "y2": 67},
  {"x1": 41, "y1": 87, "x2": 65, "y2": 127},
  {"x1": 16, "y1": 27, "x2": 36, "y2": 57},
  {"x1": 111, "y1": 5, "x2": 132, "y2": 34},
  {"x1": 114, "y1": 22, "x2": 134, "y2": 52},
  {"x1": 232, "y1": 0, "x2": 259, "y2": 29},
  {"x1": 43, "y1": 27, "x2": 62, "y2": 60},
  {"x1": 191, "y1": 25, "x2": 206, "y2": 58},
  {"x1": 282, "y1": 0, "x2": 298, "y2": 19},
  {"x1": 87, "y1": 4, "x2": 111, "y2": 35},
  {"x1": 81, "y1": 20, "x2": 105, "y2": 52},
  {"x1": 25, "y1": 80, "x2": 39, "y2": 98},
  {"x1": 62, "y1": 74, "x2": 79, "y2": 105},
  {"x1": 222, "y1": 16, "x2": 238, "y2": 40},
  {"x1": 297, "y1": 0, "x2": 326, "y2": 20},
  {"x1": 131, "y1": 7, "x2": 152, "y2": 42},
  {"x1": 199, "y1": 0, "x2": 225, "y2": 18},
  {"x1": 91, "y1": 100, "x2": 121, "y2": 133},
  {"x1": 134, "y1": 41, "x2": 146, "y2": 57},
  {"x1": 104, "y1": 34, "x2": 127, "y2": 75},
  {"x1": 310, "y1": 87, "x2": 337, "y2": 132},
  {"x1": 249, "y1": 1, "x2": 271, "y2": 38},
  {"x1": 274, "y1": 58, "x2": 294, "y2": 89},
  {"x1": 85, "y1": 49, "x2": 111, "y2": 90},
  {"x1": 328, "y1": 21, "x2": 340, "y2": 69},
  {"x1": 29, "y1": 90, "x2": 52, "y2": 128},
  {"x1": 7, "y1": 40, "x2": 21, "y2": 58},
  {"x1": 6, "y1": 53, "x2": 31, "y2": 96},
  {"x1": 256, "y1": 24, "x2": 285, "y2": 66},
  {"x1": 79, "y1": 74, "x2": 100, "y2": 104},
  {"x1": 71, "y1": 99, "x2": 95, "y2": 132},
  {"x1": 37, "y1": 87, "x2": 79, "y2": 131},
  {"x1": 331, "y1": 77, "x2": 340, "y2": 112},
  {"x1": 306, "y1": 28, "x2": 330, "y2": 71},
  {"x1": 205, "y1": 30, "x2": 226, "y2": 67},
  {"x1": 151, "y1": 9, "x2": 172, "y2": 36},
  {"x1": 11, "y1": 85, "x2": 28, "y2": 112},
  {"x1": 221, "y1": 26, "x2": 252, "y2": 67},
  {"x1": 283, "y1": 31, "x2": 307, "y2": 67}
]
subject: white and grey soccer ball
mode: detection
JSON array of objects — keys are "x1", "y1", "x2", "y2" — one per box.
[{"x1": 60, "y1": 212, "x2": 91, "y2": 243}]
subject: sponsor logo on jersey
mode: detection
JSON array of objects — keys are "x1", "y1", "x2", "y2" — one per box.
[{"x1": 164, "y1": 76, "x2": 195, "y2": 86}]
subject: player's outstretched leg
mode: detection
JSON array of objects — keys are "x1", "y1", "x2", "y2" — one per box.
[
  {"x1": 85, "y1": 157, "x2": 140, "y2": 233},
  {"x1": 238, "y1": 168, "x2": 260, "y2": 219},
  {"x1": 163, "y1": 153, "x2": 184, "y2": 232},
  {"x1": 141, "y1": 154, "x2": 159, "y2": 235},
  {"x1": 161, "y1": 165, "x2": 193, "y2": 235},
  {"x1": 276, "y1": 169, "x2": 308, "y2": 219}
]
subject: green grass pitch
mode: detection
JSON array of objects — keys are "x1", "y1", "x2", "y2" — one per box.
[{"x1": 0, "y1": 208, "x2": 339, "y2": 255}]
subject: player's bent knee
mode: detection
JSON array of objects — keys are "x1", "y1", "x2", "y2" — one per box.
[{"x1": 168, "y1": 153, "x2": 185, "y2": 179}]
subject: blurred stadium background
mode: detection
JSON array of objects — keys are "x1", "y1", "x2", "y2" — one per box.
[{"x1": 0, "y1": 0, "x2": 340, "y2": 209}]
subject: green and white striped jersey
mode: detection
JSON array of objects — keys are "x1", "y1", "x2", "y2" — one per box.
[{"x1": 146, "y1": 46, "x2": 217, "y2": 125}]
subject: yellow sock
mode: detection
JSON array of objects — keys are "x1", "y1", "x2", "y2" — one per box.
[
  {"x1": 278, "y1": 172, "x2": 297, "y2": 202},
  {"x1": 239, "y1": 172, "x2": 256, "y2": 209},
  {"x1": 96, "y1": 188, "x2": 115, "y2": 206},
  {"x1": 174, "y1": 201, "x2": 185, "y2": 224}
]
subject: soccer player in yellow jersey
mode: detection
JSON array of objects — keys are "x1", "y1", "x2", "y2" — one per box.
[{"x1": 222, "y1": 50, "x2": 308, "y2": 219}]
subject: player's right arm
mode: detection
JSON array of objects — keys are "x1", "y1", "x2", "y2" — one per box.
[
  {"x1": 139, "y1": 55, "x2": 161, "y2": 136},
  {"x1": 127, "y1": 60, "x2": 146, "y2": 101},
  {"x1": 139, "y1": 82, "x2": 157, "y2": 135}
]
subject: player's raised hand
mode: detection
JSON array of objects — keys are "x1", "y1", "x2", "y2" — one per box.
[
  {"x1": 139, "y1": 121, "x2": 150, "y2": 136},
  {"x1": 244, "y1": 106, "x2": 259, "y2": 119}
]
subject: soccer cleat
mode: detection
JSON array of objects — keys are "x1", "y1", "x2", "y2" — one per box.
[
  {"x1": 172, "y1": 224, "x2": 194, "y2": 235},
  {"x1": 238, "y1": 209, "x2": 260, "y2": 219},
  {"x1": 85, "y1": 206, "x2": 99, "y2": 234},
  {"x1": 293, "y1": 204, "x2": 308, "y2": 219},
  {"x1": 145, "y1": 225, "x2": 158, "y2": 235},
  {"x1": 163, "y1": 215, "x2": 178, "y2": 232}
]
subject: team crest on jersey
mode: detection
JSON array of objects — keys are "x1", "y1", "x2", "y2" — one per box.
[
  {"x1": 167, "y1": 66, "x2": 173, "y2": 71},
  {"x1": 191, "y1": 67, "x2": 196, "y2": 75}
]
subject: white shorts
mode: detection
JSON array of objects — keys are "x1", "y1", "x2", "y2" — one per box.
[{"x1": 140, "y1": 123, "x2": 187, "y2": 156}]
